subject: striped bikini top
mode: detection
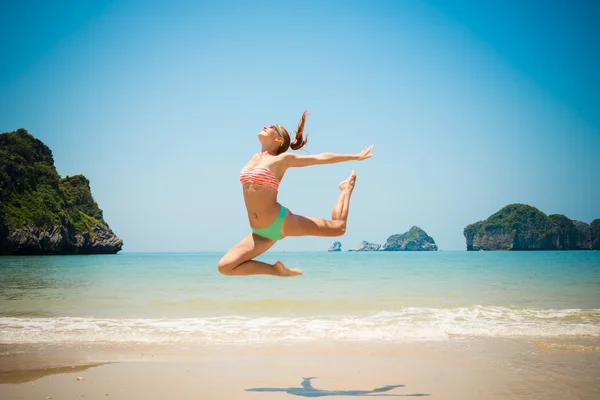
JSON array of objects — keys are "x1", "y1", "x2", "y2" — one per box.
[{"x1": 239, "y1": 166, "x2": 280, "y2": 190}]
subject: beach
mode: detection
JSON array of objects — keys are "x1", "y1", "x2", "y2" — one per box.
[
  {"x1": 1, "y1": 252, "x2": 599, "y2": 399},
  {"x1": 1, "y1": 338, "x2": 600, "y2": 399}
]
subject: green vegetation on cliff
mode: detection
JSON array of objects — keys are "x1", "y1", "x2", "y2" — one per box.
[
  {"x1": 381, "y1": 226, "x2": 438, "y2": 251},
  {"x1": 464, "y1": 204, "x2": 597, "y2": 250},
  {"x1": 480, "y1": 203, "x2": 553, "y2": 238},
  {"x1": 0, "y1": 129, "x2": 107, "y2": 233}
]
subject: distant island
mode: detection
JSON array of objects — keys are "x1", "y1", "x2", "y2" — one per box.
[
  {"x1": 348, "y1": 241, "x2": 381, "y2": 251},
  {"x1": 331, "y1": 226, "x2": 438, "y2": 252},
  {"x1": 0, "y1": 129, "x2": 123, "y2": 255},
  {"x1": 380, "y1": 226, "x2": 438, "y2": 251},
  {"x1": 328, "y1": 241, "x2": 342, "y2": 251},
  {"x1": 464, "y1": 203, "x2": 599, "y2": 251}
]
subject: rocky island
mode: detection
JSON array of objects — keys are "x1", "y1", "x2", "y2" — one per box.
[
  {"x1": 464, "y1": 203, "x2": 599, "y2": 251},
  {"x1": 380, "y1": 226, "x2": 438, "y2": 251},
  {"x1": 332, "y1": 226, "x2": 438, "y2": 252},
  {"x1": 0, "y1": 129, "x2": 123, "y2": 255},
  {"x1": 348, "y1": 241, "x2": 381, "y2": 251},
  {"x1": 328, "y1": 241, "x2": 342, "y2": 251}
]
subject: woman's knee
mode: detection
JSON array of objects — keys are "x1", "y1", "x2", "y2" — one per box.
[{"x1": 217, "y1": 258, "x2": 236, "y2": 275}]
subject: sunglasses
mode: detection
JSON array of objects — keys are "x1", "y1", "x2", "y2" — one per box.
[{"x1": 272, "y1": 124, "x2": 284, "y2": 138}]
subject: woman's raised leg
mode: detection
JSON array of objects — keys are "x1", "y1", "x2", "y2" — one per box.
[
  {"x1": 218, "y1": 233, "x2": 302, "y2": 277},
  {"x1": 282, "y1": 171, "x2": 356, "y2": 238}
]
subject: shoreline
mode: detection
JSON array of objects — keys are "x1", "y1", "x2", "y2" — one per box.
[{"x1": 1, "y1": 338, "x2": 599, "y2": 399}]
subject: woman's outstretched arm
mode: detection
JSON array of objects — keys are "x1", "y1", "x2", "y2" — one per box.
[{"x1": 283, "y1": 145, "x2": 373, "y2": 168}]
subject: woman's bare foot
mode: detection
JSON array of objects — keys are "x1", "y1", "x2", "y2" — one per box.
[
  {"x1": 274, "y1": 260, "x2": 302, "y2": 277},
  {"x1": 338, "y1": 170, "x2": 357, "y2": 192}
]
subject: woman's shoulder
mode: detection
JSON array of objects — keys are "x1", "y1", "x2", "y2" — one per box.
[
  {"x1": 243, "y1": 152, "x2": 288, "y2": 170},
  {"x1": 242, "y1": 153, "x2": 261, "y2": 165}
]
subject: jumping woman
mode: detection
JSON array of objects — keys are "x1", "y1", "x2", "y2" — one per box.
[{"x1": 218, "y1": 111, "x2": 373, "y2": 277}]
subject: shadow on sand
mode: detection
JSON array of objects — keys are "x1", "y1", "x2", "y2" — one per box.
[{"x1": 245, "y1": 377, "x2": 430, "y2": 397}]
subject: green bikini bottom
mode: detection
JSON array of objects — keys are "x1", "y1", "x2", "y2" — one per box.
[{"x1": 252, "y1": 206, "x2": 287, "y2": 241}]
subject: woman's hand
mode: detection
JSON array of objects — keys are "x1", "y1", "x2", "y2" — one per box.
[{"x1": 355, "y1": 145, "x2": 374, "y2": 161}]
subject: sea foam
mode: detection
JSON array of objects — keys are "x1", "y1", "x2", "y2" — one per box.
[{"x1": 1, "y1": 306, "x2": 598, "y2": 344}]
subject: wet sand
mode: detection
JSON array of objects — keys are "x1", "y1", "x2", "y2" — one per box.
[{"x1": 1, "y1": 338, "x2": 599, "y2": 399}]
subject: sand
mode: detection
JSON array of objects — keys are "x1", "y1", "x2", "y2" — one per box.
[{"x1": 1, "y1": 338, "x2": 599, "y2": 399}]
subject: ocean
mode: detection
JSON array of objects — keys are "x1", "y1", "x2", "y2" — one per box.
[{"x1": 1, "y1": 251, "x2": 599, "y2": 345}]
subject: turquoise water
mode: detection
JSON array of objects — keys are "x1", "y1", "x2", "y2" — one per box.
[{"x1": 1, "y1": 251, "x2": 599, "y2": 344}]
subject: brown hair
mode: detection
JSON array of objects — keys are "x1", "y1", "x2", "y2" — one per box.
[{"x1": 277, "y1": 111, "x2": 309, "y2": 155}]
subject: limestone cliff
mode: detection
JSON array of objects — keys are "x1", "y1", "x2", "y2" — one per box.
[
  {"x1": 0, "y1": 129, "x2": 123, "y2": 255},
  {"x1": 380, "y1": 226, "x2": 438, "y2": 251},
  {"x1": 328, "y1": 241, "x2": 342, "y2": 251},
  {"x1": 464, "y1": 204, "x2": 598, "y2": 251},
  {"x1": 348, "y1": 241, "x2": 381, "y2": 251},
  {"x1": 592, "y1": 219, "x2": 600, "y2": 250}
]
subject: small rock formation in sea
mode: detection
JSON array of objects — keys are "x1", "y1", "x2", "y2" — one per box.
[
  {"x1": 0, "y1": 129, "x2": 123, "y2": 255},
  {"x1": 328, "y1": 241, "x2": 342, "y2": 251},
  {"x1": 348, "y1": 241, "x2": 381, "y2": 251},
  {"x1": 380, "y1": 226, "x2": 438, "y2": 251},
  {"x1": 464, "y1": 203, "x2": 599, "y2": 251}
]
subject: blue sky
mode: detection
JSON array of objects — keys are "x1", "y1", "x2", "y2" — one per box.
[{"x1": 1, "y1": 0, "x2": 598, "y2": 252}]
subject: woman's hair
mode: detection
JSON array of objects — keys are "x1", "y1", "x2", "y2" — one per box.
[{"x1": 277, "y1": 111, "x2": 309, "y2": 155}]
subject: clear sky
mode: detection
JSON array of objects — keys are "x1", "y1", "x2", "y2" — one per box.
[{"x1": 1, "y1": 0, "x2": 599, "y2": 252}]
